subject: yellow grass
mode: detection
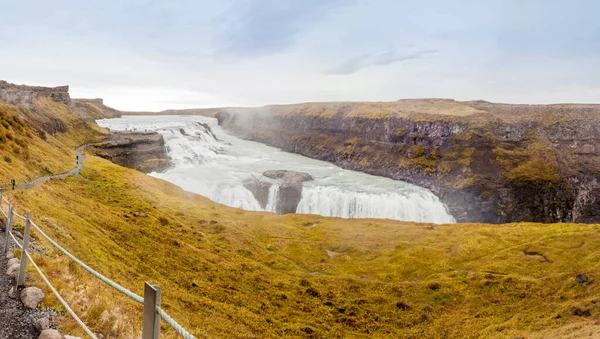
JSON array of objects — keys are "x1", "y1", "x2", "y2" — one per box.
[
  {"x1": 264, "y1": 99, "x2": 485, "y2": 119},
  {"x1": 4, "y1": 154, "x2": 600, "y2": 338}
]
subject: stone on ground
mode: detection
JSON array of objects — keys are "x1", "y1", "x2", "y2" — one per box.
[
  {"x1": 6, "y1": 262, "x2": 19, "y2": 276},
  {"x1": 21, "y1": 286, "x2": 44, "y2": 309},
  {"x1": 35, "y1": 317, "x2": 50, "y2": 331},
  {"x1": 8, "y1": 286, "x2": 16, "y2": 298},
  {"x1": 39, "y1": 329, "x2": 61, "y2": 339},
  {"x1": 7, "y1": 257, "x2": 19, "y2": 267},
  {"x1": 576, "y1": 273, "x2": 588, "y2": 283},
  {"x1": 6, "y1": 251, "x2": 14, "y2": 259}
]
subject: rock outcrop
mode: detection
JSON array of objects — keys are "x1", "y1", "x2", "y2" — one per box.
[
  {"x1": 93, "y1": 132, "x2": 170, "y2": 173},
  {"x1": 244, "y1": 170, "x2": 314, "y2": 214},
  {"x1": 218, "y1": 100, "x2": 600, "y2": 223},
  {"x1": 0, "y1": 80, "x2": 70, "y2": 107},
  {"x1": 71, "y1": 98, "x2": 122, "y2": 120}
]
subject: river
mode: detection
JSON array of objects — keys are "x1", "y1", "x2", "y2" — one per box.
[{"x1": 97, "y1": 115, "x2": 455, "y2": 223}]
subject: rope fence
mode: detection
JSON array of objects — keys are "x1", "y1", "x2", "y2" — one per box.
[
  {"x1": 7, "y1": 231, "x2": 98, "y2": 339},
  {"x1": 1, "y1": 194, "x2": 196, "y2": 339}
]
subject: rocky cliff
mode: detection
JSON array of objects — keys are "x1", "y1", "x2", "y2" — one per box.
[
  {"x1": 0, "y1": 80, "x2": 71, "y2": 107},
  {"x1": 217, "y1": 99, "x2": 600, "y2": 224},
  {"x1": 92, "y1": 132, "x2": 170, "y2": 173}
]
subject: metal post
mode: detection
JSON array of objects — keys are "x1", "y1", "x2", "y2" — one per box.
[
  {"x1": 17, "y1": 212, "x2": 32, "y2": 287},
  {"x1": 3, "y1": 204, "x2": 13, "y2": 253},
  {"x1": 142, "y1": 282, "x2": 161, "y2": 339}
]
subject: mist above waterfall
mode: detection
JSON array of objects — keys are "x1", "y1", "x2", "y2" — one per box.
[{"x1": 97, "y1": 115, "x2": 455, "y2": 224}]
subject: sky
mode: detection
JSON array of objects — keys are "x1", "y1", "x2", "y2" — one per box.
[{"x1": 1, "y1": 0, "x2": 599, "y2": 111}]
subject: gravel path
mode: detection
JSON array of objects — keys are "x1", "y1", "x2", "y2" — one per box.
[
  {"x1": 0, "y1": 231, "x2": 56, "y2": 339},
  {"x1": 0, "y1": 145, "x2": 88, "y2": 338}
]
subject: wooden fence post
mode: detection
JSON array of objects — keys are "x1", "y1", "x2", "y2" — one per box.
[
  {"x1": 17, "y1": 212, "x2": 32, "y2": 287},
  {"x1": 3, "y1": 204, "x2": 13, "y2": 253},
  {"x1": 142, "y1": 282, "x2": 161, "y2": 339}
]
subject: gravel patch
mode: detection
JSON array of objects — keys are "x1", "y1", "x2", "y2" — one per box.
[{"x1": 0, "y1": 230, "x2": 57, "y2": 339}]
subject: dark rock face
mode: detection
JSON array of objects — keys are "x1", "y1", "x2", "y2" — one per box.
[
  {"x1": 217, "y1": 102, "x2": 600, "y2": 223},
  {"x1": 244, "y1": 178, "x2": 272, "y2": 209},
  {"x1": 0, "y1": 80, "x2": 71, "y2": 107},
  {"x1": 244, "y1": 170, "x2": 314, "y2": 214},
  {"x1": 277, "y1": 182, "x2": 304, "y2": 214},
  {"x1": 93, "y1": 132, "x2": 170, "y2": 173}
]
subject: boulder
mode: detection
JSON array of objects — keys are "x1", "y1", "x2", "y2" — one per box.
[
  {"x1": 7, "y1": 257, "x2": 19, "y2": 267},
  {"x1": 21, "y1": 287, "x2": 44, "y2": 309},
  {"x1": 38, "y1": 329, "x2": 61, "y2": 339},
  {"x1": 6, "y1": 262, "x2": 19, "y2": 276},
  {"x1": 35, "y1": 317, "x2": 50, "y2": 331},
  {"x1": 6, "y1": 251, "x2": 14, "y2": 259}
]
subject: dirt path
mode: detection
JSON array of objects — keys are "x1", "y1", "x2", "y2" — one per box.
[
  {"x1": 0, "y1": 145, "x2": 87, "y2": 338},
  {"x1": 19, "y1": 144, "x2": 89, "y2": 190}
]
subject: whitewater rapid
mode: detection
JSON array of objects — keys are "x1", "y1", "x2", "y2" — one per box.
[{"x1": 97, "y1": 115, "x2": 455, "y2": 223}]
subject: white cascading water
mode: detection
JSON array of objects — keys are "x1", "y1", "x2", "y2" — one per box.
[
  {"x1": 265, "y1": 184, "x2": 280, "y2": 213},
  {"x1": 97, "y1": 115, "x2": 455, "y2": 224}
]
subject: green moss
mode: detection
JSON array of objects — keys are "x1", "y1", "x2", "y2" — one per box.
[
  {"x1": 394, "y1": 127, "x2": 407, "y2": 137},
  {"x1": 505, "y1": 158, "x2": 560, "y2": 183},
  {"x1": 408, "y1": 145, "x2": 426, "y2": 157}
]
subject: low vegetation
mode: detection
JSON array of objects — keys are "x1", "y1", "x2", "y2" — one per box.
[
  {"x1": 3, "y1": 154, "x2": 600, "y2": 338},
  {"x1": 1, "y1": 96, "x2": 599, "y2": 338}
]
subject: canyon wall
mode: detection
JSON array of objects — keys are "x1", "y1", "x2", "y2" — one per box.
[{"x1": 217, "y1": 100, "x2": 600, "y2": 223}]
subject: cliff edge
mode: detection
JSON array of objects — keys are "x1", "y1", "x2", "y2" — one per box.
[{"x1": 217, "y1": 99, "x2": 600, "y2": 224}]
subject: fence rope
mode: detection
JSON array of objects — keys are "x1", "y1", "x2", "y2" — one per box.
[
  {"x1": 13, "y1": 211, "x2": 27, "y2": 220},
  {"x1": 8, "y1": 231, "x2": 98, "y2": 339},
  {"x1": 27, "y1": 216, "x2": 196, "y2": 338},
  {"x1": 0, "y1": 207, "x2": 7, "y2": 219}
]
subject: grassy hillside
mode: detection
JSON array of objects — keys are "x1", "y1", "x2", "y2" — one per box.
[
  {"x1": 4, "y1": 154, "x2": 600, "y2": 338},
  {"x1": 0, "y1": 98, "x2": 106, "y2": 185}
]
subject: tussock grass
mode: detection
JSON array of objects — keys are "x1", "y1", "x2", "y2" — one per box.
[{"x1": 4, "y1": 154, "x2": 600, "y2": 338}]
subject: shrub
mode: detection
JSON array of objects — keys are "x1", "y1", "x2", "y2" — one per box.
[{"x1": 3, "y1": 155, "x2": 12, "y2": 163}]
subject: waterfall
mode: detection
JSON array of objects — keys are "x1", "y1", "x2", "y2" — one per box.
[
  {"x1": 97, "y1": 115, "x2": 455, "y2": 224},
  {"x1": 296, "y1": 185, "x2": 454, "y2": 223},
  {"x1": 265, "y1": 184, "x2": 280, "y2": 213}
]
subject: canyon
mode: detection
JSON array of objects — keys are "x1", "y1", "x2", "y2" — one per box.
[
  {"x1": 216, "y1": 100, "x2": 600, "y2": 223},
  {"x1": 4, "y1": 79, "x2": 600, "y2": 224}
]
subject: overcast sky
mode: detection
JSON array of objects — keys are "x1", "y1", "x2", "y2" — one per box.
[{"x1": 2, "y1": 0, "x2": 599, "y2": 111}]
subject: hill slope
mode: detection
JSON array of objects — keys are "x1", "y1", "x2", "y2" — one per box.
[{"x1": 6, "y1": 154, "x2": 600, "y2": 338}]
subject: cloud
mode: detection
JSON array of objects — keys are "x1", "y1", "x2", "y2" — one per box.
[
  {"x1": 215, "y1": 0, "x2": 347, "y2": 58},
  {"x1": 326, "y1": 49, "x2": 439, "y2": 75}
]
